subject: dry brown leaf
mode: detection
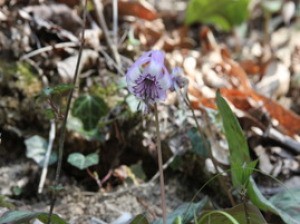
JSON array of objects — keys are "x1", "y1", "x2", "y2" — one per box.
[
  {"x1": 57, "y1": 49, "x2": 98, "y2": 82},
  {"x1": 189, "y1": 27, "x2": 300, "y2": 138},
  {"x1": 118, "y1": 0, "x2": 158, "y2": 21},
  {"x1": 250, "y1": 91, "x2": 300, "y2": 137},
  {"x1": 239, "y1": 59, "x2": 262, "y2": 75},
  {"x1": 135, "y1": 19, "x2": 165, "y2": 47},
  {"x1": 22, "y1": 4, "x2": 82, "y2": 35}
]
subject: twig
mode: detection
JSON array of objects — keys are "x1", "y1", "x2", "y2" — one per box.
[
  {"x1": 112, "y1": 0, "x2": 118, "y2": 47},
  {"x1": 154, "y1": 103, "x2": 167, "y2": 224},
  {"x1": 101, "y1": 169, "x2": 113, "y2": 185},
  {"x1": 92, "y1": 0, "x2": 121, "y2": 70},
  {"x1": 47, "y1": 1, "x2": 88, "y2": 223},
  {"x1": 149, "y1": 154, "x2": 176, "y2": 183},
  {"x1": 20, "y1": 42, "x2": 78, "y2": 61},
  {"x1": 38, "y1": 119, "x2": 56, "y2": 194},
  {"x1": 86, "y1": 168, "x2": 102, "y2": 189},
  {"x1": 98, "y1": 48, "x2": 125, "y2": 75}
]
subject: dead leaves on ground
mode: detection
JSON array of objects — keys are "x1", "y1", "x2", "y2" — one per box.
[{"x1": 1, "y1": 0, "x2": 300, "y2": 180}]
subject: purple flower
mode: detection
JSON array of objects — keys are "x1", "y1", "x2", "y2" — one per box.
[
  {"x1": 126, "y1": 50, "x2": 172, "y2": 108},
  {"x1": 170, "y1": 67, "x2": 188, "y2": 92}
]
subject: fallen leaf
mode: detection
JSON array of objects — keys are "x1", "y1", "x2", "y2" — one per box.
[
  {"x1": 118, "y1": 0, "x2": 158, "y2": 21},
  {"x1": 22, "y1": 4, "x2": 82, "y2": 35},
  {"x1": 187, "y1": 27, "x2": 300, "y2": 140}
]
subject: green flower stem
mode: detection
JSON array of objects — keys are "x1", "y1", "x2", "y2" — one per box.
[{"x1": 154, "y1": 103, "x2": 167, "y2": 224}]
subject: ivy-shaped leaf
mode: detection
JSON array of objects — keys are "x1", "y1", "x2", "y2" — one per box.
[{"x1": 72, "y1": 95, "x2": 109, "y2": 130}]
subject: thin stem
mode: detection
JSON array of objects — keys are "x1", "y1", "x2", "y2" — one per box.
[
  {"x1": 86, "y1": 168, "x2": 102, "y2": 189},
  {"x1": 154, "y1": 103, "x2": 167, "y2": 224},
  {"x1": 47, "y1": 1, "x2": 88, "y2": 223}
]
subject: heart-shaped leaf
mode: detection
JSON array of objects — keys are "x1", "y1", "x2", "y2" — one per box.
[
  {"x1": 67, "y1": 152, "x2": 99, "y2": 170},
  {"x1": 24, "y1": 135, "x2": 57, "y2": 167},
  {"x1": 72, "y1": 94, "x2": 109, "y2": 130}
]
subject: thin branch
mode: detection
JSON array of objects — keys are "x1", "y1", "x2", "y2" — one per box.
[
  {"x1": 38, "y1": 119, "x2": 56, "y2": 194},
  {"x1": 112, "y1": 0, "x2": 118, "y2": 46},
  {"x1": 149, "y1": 154, "x2": 176, "y2": 183},
  {"x1": 47, "y1": 1, "x2": 88, "y2": 223},
  {"x1": 20, "y1": 42, "x2": 78, "y2": 61},
  {"x1": 92, "y1": 0, "x2": 121, "y2": 71}
]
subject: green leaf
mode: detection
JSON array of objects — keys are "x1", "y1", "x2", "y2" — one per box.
[
  {"x1": 11, "y1": 186, "x2": 22, "y2": 196},
  {"x1": 72, "y1": 95, "x2": 109, "y2": 130},
  {"x1": 270, "y1": 188, "x2": 300, "y2": 221},
  {"x1": 216, "y1": 92, "x2": 300, "y2": 223},
  {"x1": 233, "y1": 160, "x2": 258, "y2": 187},
  {"x1": 153, "y1": 196, "x2": 209, "y2": 224},
  {"x1": 41, "y1": 84, "x2": 74, "y2": 97},
  {"x1": 0, "y1": 195, "x2": 14, "y2": 209},
  {"x1": 24, "y1": 135, "x2": 57, "y2": 167},
  {"x1": 185, "y1": 0, "x2": 250, "y2": 31},
  {"x1": 172, "y1": 216, "x2": 183, "y2": 224},
  {"x1": 198, "y1": 203, "x2": 267, "y2": 224},
  {"x1": 130, "y1": 214, "x2": 149, "y2": 224},
  {"x1": 0, "y1": 211, "x2": 67, "y2": 224},
  {"x1": 130, "y1": 162, "x2": 146, "y2": 181},
  {"x1": 67, "y1": 152, "x2": 99, "y2": 170},
  {"x1": 187, "y1": 128, "x2": 208, "y2": 157},
  {"x1": 67, "y1": 116, "x2": 104, "y2": 141},
  {"x1": 49, "y1": 184, "x2": 65, "y2": 192},
  {"x1": 247, "y1": 177, "x2": 299, "y2": 224},
  {"x1": 37, "y1": 213, "x2": 68, "y2": 224},
  {"x1": 216, "y1": 92, "x2": 251, "y2": 187}
]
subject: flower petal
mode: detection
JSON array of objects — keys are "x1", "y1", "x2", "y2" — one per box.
[
  {"x1": 126, "y1": 65, "x2": 141, "y2": 83},
  {"x1": 146, "y1": 50, "x2": 165, "y2": 77},
  {"x1": 157, "y1": 68, "x2": 172, "y2": 90},
  {"x1": 156, "y1": 88, "x2": 167, "y2": 101}
]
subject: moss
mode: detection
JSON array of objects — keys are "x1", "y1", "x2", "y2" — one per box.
[{"x1": 0, "y1": 60, "x2": 42, "y2": 97}]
